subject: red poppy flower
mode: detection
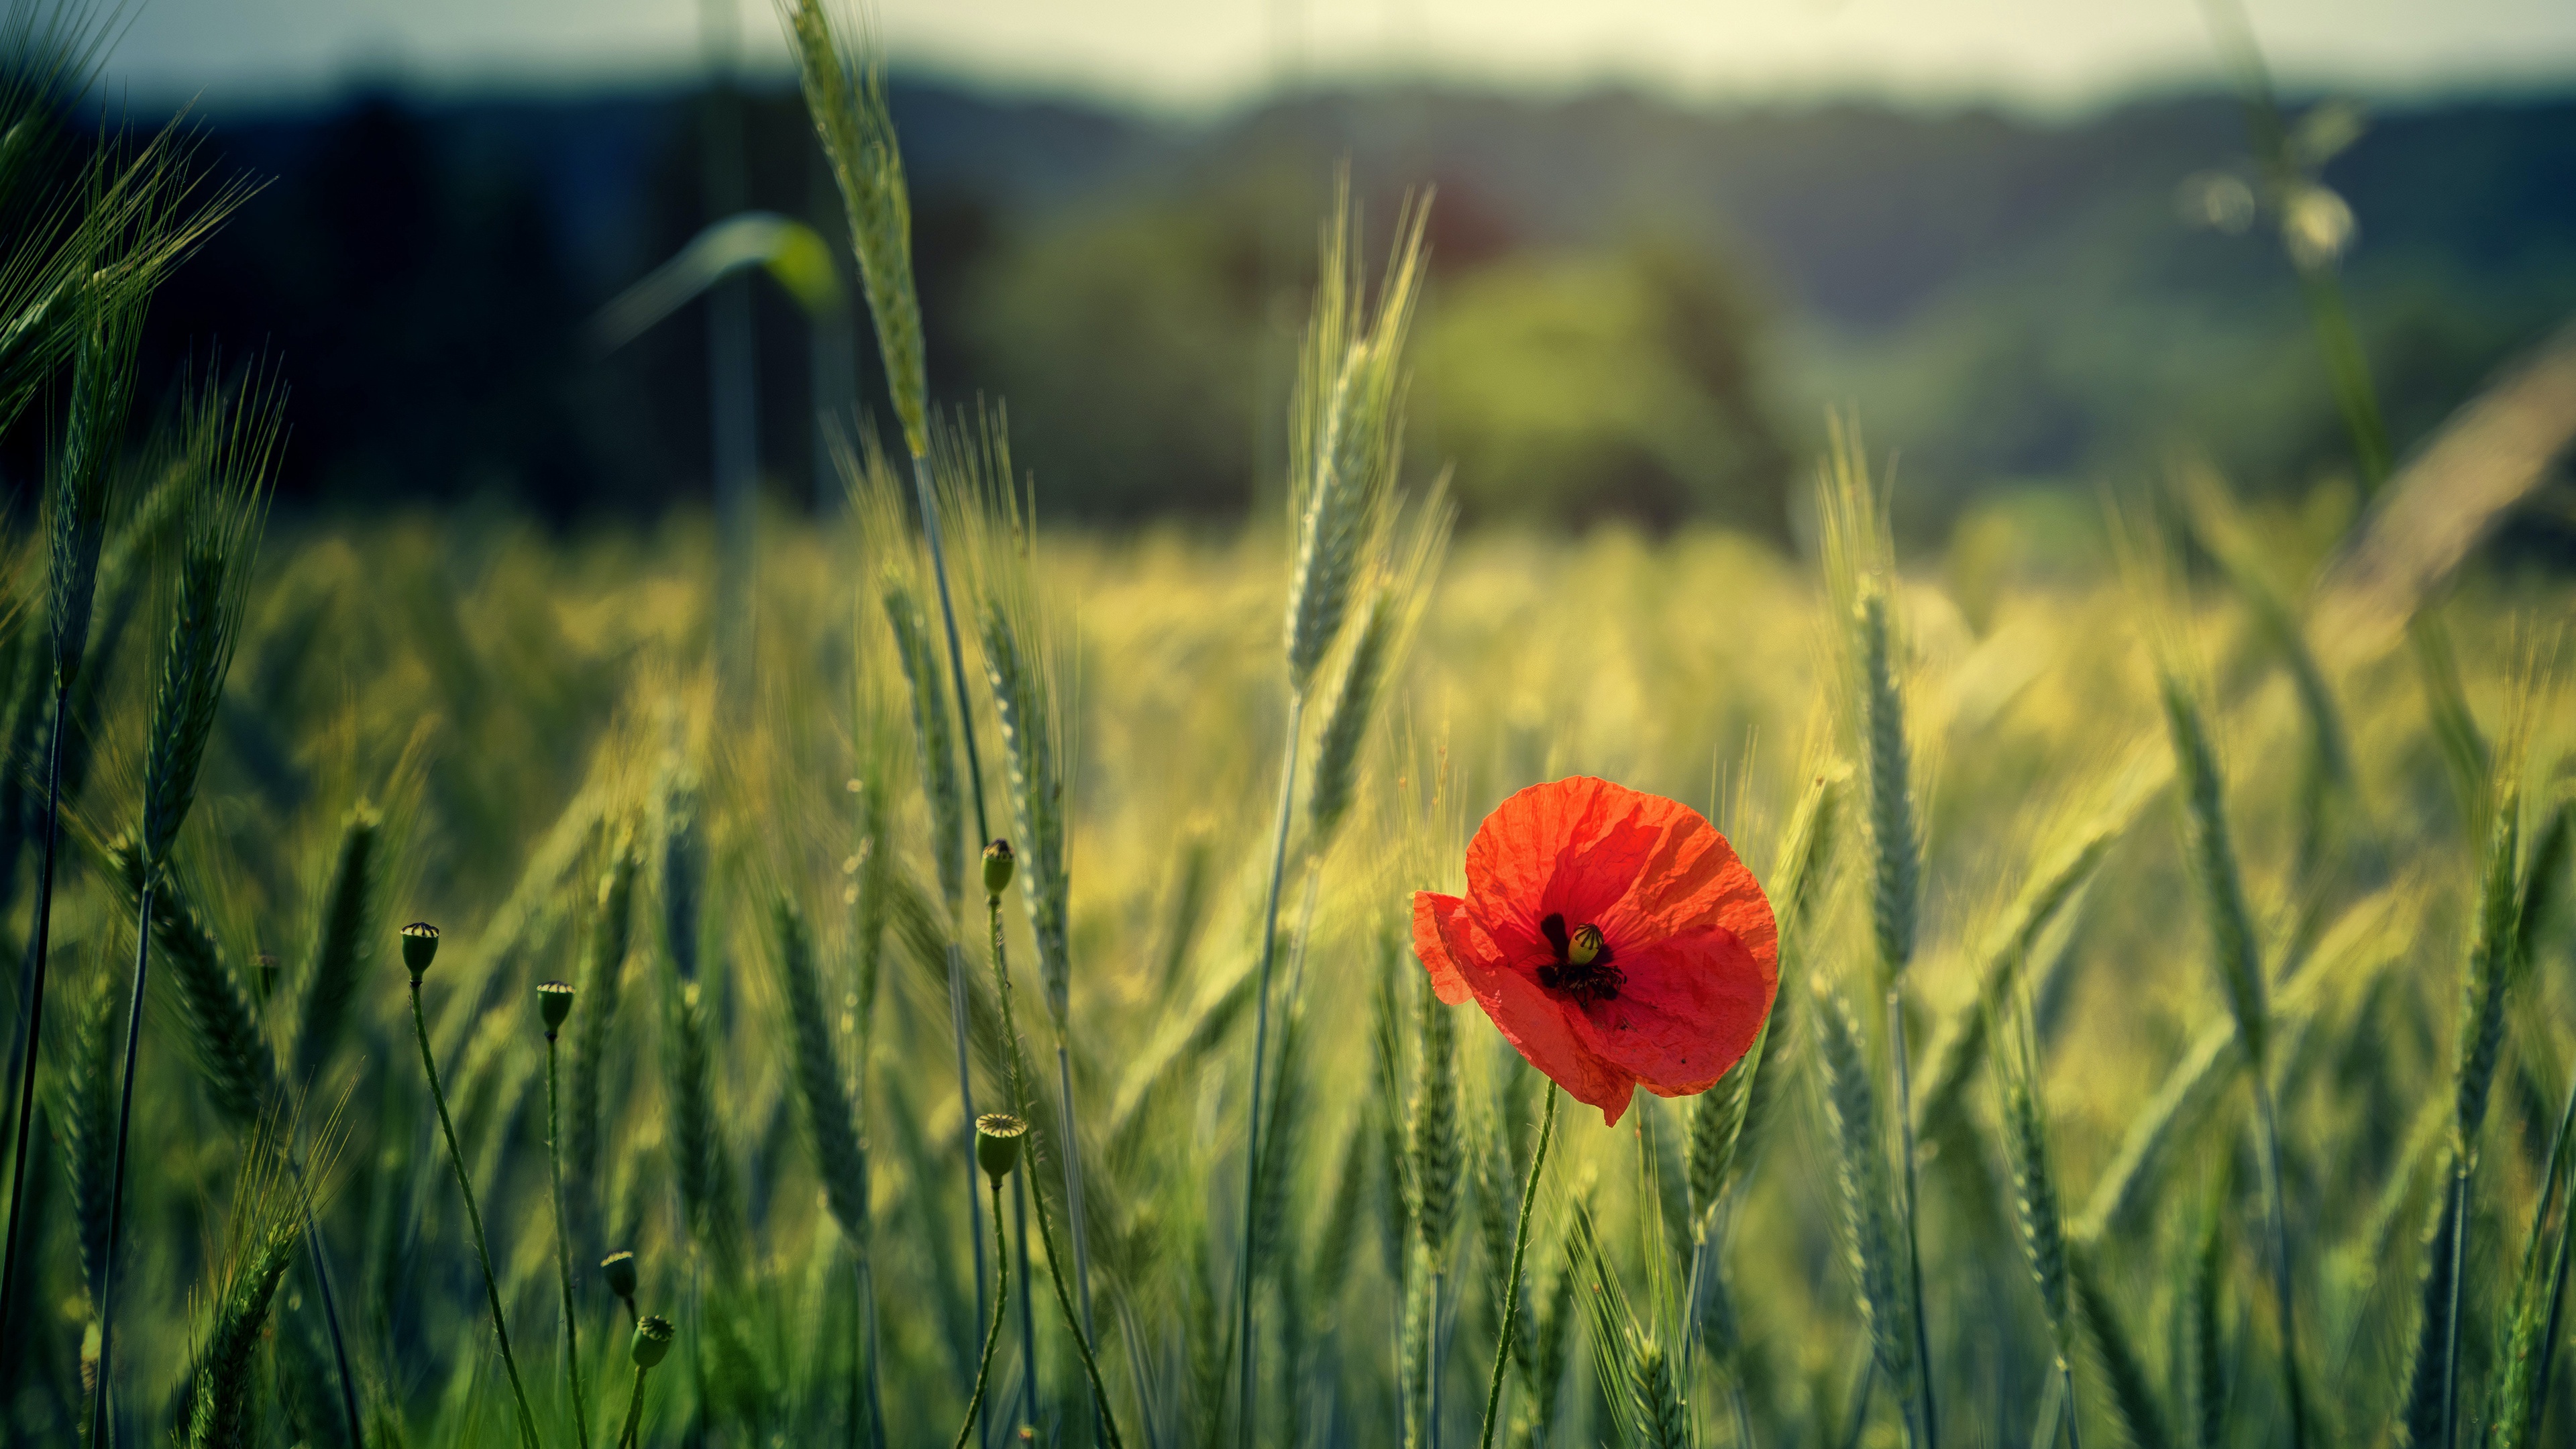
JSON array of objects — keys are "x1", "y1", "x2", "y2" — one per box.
[{"x1": 1411, "y1": 775, "x2": 1778, "y2": 1126}]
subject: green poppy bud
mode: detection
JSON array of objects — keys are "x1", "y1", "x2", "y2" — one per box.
[
  {"x1": 400, "y1": 922, "x2": 440, "y2": 981},
  {"x1": 983, "y1": 839, "x2": 1015, "y2": 898},
  {"x1": 975, "y1": 1112, "x2": 1027, "y2": 1183},
  {"x1": 537, "y1": 980, "x2": 574, "y2": 1034},
  {"x1": 600, "y1": 1249, "x2": 638, "y2": 1299},
  {"x1": 632, "y1": 1313, "x2": 676, "y2": 1368}
]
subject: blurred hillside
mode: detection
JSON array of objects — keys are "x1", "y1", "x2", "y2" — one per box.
[{"x1": 107, "y1": 77, "x2": 2576, "y2": 543}]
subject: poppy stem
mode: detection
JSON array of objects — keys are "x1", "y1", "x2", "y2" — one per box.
[
  {"x1": 546, "y1": 1031, "x2": 592, "y2": 1449},
  {"x1": 951, "y1": 1177, "x2": 1013, "y2": 1449},
  {"x1": 989, "y1": 890, "x2": 1042, "y2": 1438},
  {"x1": 1234, "y1": 688, "x2": 1307, "y2": 1446},
  {"x1": 412, "y1": 977, "x2": 545, "y2": 1449},
  {"x1": 1475, "y1": 1083, "x2": 1560, "y2": 1449},
  {"x1": 991, "y1": 877, "x2": 1132, "y2": 1449}
]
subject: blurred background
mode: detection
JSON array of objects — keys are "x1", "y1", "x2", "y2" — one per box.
[{"x1": 73, "y1": 0, "x2": 2576, "y2": 548}]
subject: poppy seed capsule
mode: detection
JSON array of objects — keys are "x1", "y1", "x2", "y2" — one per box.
[
  {"x1": 975, "y1": 1112, "x2": 1027, "y2": 1182},
  {"x1": 600, "y1": 1250, "x2": 638, "y2": 1299},
  {"x1": 400, "y1": 922, "x2": 440, "y2": 981},
  {"x1": 983, "y1": 839, "x2": 1015, "y2": 897},
  {"x1": 537, "y1": 980, "x2": 574, "y2": 1032},
  {"x1": 1568, "y1": 924, "x2": 1605, "y2": 967},
  {"x1": 632, "y1": 1313, "x2": 676, "y2": 1368}
]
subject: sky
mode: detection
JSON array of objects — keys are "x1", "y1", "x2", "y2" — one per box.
[{"x1": 95, "y1": 0, "x2": 2576, "y2": 115}]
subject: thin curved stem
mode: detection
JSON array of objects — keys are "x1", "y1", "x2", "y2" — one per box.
[
  {"x1": 987, "y1": 894, "x2": 1042, "y2": 1435},
  {"x1": 989, "y1": 889, "x2": 1129, "y2": 1449},
  {"x1": 0, "y1": 689, "x2": 69, "y2": 1348},
  {"x1": 1886, "y1": 988, "x2": 1938, "y2": 1449},
  {"x1": 1235, "y1": 688, "x2": 1307, "y2": 1446},
  {"x1": 413, "y1": 979, "x2": 544, "y2": 1449},
  {"x1": 2439, "y1": 1161, "x2": 2468, "y2": 1449},
  {"x1": 946, "y1": 938, "x2": 988, "y2": 1373},
  {"x1": 617, "y1": 1364, "x2": 649, "y2": 1449},
  {"x1": 303, "y1": 1210, "x2": 367, "y2": 1449},
  {"x1": 2251, "y1": 1075, "x2": 2306, "y2": 1449},
  {"x1": 1477, "y1": 1083, "x2": 1559, "y2": 1449},
  {"x1": 549, "y1": 1034, "x2": 592, "y2": 1448},
  {"x1": 953, "y1": 1177, "x2": 1014, "y2": 1449},
  {"x1": 90, "y1": 875, "x2": 160, "y2": 1449},
  {"x1": 910, "y1": 451, "x2": 989, "y2": 844}
]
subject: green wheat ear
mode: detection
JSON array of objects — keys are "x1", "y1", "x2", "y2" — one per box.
[
  {"x1": 783, "y1": 0, "x2": 926, "y2": 456},
  {"x1": 172, "y1": 1113, "x2": 335, "y2": 1449},
  {"x1": 142, "y1": 370, "x2": 279, "y2": 869},
  {"x1": 1812, "y1": 976, "x2": 1918, "y2": 1378},
  {"x1": 292, "y1": 801, "x2": 382, "y2": 1087},
  {"x1": 773, "y1": 893, "x2": 869, "y2": 1238},
  {"x1": 1283, "y1": 177, "x2": 1429, "y2": 697}
]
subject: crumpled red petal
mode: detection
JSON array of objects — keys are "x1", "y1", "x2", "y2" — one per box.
[{"x1": 1411, "y1": 775, "x2": 1780, "y2": 1127}]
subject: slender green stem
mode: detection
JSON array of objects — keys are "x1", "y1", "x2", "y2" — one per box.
[
  {"x1": 413, "y1": 979, "x2": 545, "y2": 1449},
  {"x1": 1055, "y1": 1040, "x2": 1102, "y2": 1443},
  {"x1": 1887, "y1": 989, "x2": 1938, "y2": 1449},
  {"x1": 987, "y1": 894, "x2": 1042, "y2": 1434},
  {"x1": 617, "y1": 1364, "x2": 649, "y2": 1449},
  {"x1": 90, "y1": 875, "x2": 158, "y2": 1449},
  {"x1": 853, "y1": 1253, "x2": 888, "y2": 1449},
  {"x1": 2530, "y1": 1069, "x2": 2576, "y2": 1414},
  {"x1": 548, "y1": 1034, "x2": 592, "y2": 1448},
  {"x1": 0, "y1": 687, "x2": 69, "y2": 1348},
  {"x1": 1424, "y1": 1268, "x2": 1444, "y2": 1449},
  {"x1": 301, "y1": 1204, "x2": 368, "y2": 1449},
  {"x1": 1476, "y1": 1083, "x2": 1560, "y2": 1449},
  {"x1": 945, "y1": 938, "x2": 988, "y2": 1373},
  {"x1": 2026, "y1": 1372, "x2": 2064, "y2": 1449},
  {"x1": 953, "y1": 1178, "x2": 1014, "y2": 1449},
  {"x1": 1012, "y1": 1169, "x2": 1040, "y2": 1435},
  {"x1": 2251, "y1": 1075, "x2": 2306, "y2": 1448},
  {"x1": 1022, "y1": 1131, "x2": 1131, "y2": 1449},
  {"x1": 2440, "y1": 1161, "x2": 2469, "y2": 1448},
  {"x1": 910, "y1": 451, "x2": 990, "y2": 845},
  {"x1": 1235, "y1": 688, "x2": 1307, "y2": 1447},
  {"x1": 991, "y1": 889, "x2": 1130, "y2": 1449}
]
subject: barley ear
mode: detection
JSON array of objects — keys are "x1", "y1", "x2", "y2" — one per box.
[
  {"x1": 783, "y1": 0, "x2": 928, "y2": 456},
  {"x1": 1307, "y1": 484, "x2": 1452, "y2": 851},
  {"x1": 46, "y1": 278, "x2": 140, "y2": 692},
  {"x1": 1991, "y1": 1004, "x2": 2076, "y2": 1375},
  {"x1": 140, "y1": 368, "x2": 280, "y2": 869},
  {"x1": 292, "y1": 802, "x2": 381, "y2": 1087},
  {"x1": 1283, "y1": 179, "x2": 1428, "y2": 695},
  {"x1": 46, "y1": 960, "x2": 119, "y2": 1309},
  {"x1": 572, "y1": 820, "x2": 640, "y2": 1187},
  {"x1": 1811, "y1": 975, "x2": 1922, "y2": 1426},
  {"x1": 773, "y1": 894, "x2": 869, "y2": 1240},
  {"x1": 176, "y1": 1114, "x2": 333, "y2": 1449},
  {"x1": 1411, "y1": 966, "x2": 1461, "y2": 1256}
]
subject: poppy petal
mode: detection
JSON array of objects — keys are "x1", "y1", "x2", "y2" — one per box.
[
  {"x1": 1410, "y1": 891, "x2": 1637, "y2": 1124},
  {"x1": 1409, "y1": 892, "x2": 1477, "y2": 1007},
  {"x1": 1562, "y1": 923, "x2": 1774, "y2": 1095}
]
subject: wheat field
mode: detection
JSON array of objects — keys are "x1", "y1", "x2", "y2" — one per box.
[{"x1": 1, "y1": 3, "x2": 2573, "y2": 1448}]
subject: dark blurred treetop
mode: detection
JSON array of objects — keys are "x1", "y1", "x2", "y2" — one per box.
[{"x1": 46, "y1": 74, "x2": 2576, "y2": 542}]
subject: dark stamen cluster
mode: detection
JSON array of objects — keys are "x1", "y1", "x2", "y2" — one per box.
[{"x1": 1535, "y1": 912, "x2": 1623, "y2": 1004}]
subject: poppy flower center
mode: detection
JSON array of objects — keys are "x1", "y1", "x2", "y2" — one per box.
[{"x1": 1534, "y1": 912, "x2": 1623, "y2": 1003}]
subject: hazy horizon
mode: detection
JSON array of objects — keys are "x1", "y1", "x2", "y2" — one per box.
[{"x1": 92, "y1": 0, "x2": 2576, "y2": 119}]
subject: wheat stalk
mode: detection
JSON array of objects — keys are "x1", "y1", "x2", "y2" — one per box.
[
  {"x1": 92, "y1": 374, "x2": 278, "y2": 1446},
  {"x1": 0, "y1": 282, "x2": 125, "y2": 1329}
]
